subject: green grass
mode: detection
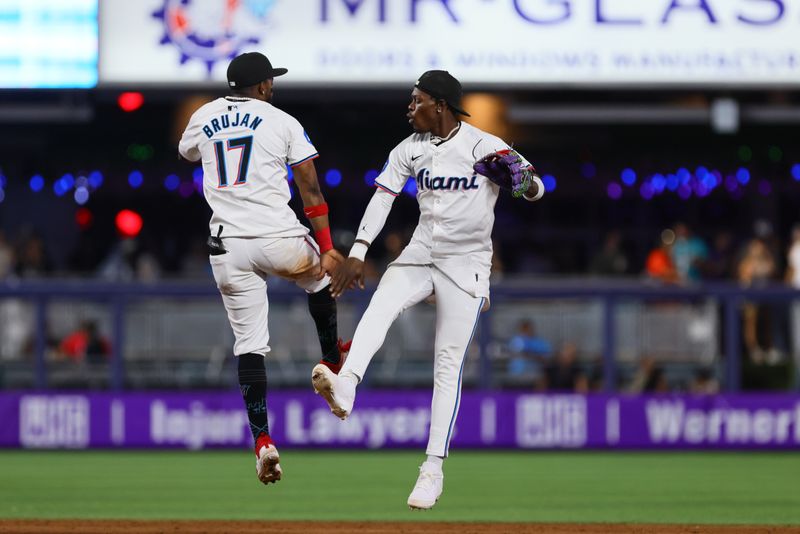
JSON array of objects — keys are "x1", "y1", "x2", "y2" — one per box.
[{"x1": 1, "y1": 450, "x2": 799, "y2": 524}]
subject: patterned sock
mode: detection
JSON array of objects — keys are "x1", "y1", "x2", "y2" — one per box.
[
  {"x1": 238, "y1": 353, "x2": 268, "y2": 443},
  {"x1": 308, "y1": 288, "x2": 339, "y2": 365}
]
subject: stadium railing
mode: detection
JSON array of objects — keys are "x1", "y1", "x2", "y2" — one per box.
[{"x1": 0, "y1": 279, "x2": 798, "y2": 392}]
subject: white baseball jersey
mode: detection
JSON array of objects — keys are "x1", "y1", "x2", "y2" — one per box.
[
  {"x1": 360, "y1": 121, "x2": 530, "y2": 298},
  {"x1": 339, "y1": 122, "x2": 542, "y2": 460},
  {"x1": 179, "y1": 96, "x2": 318, "y2": 238}
]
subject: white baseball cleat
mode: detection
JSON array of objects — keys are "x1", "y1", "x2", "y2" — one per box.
[
  {"x1": 407, "y1": 462, "x2": 444, "y2": 510},
  {"x1": 255, "y1": 443, "x2": 282, "y2": 485},
  {"x1": 311, "y1": 364, "x2": 355, "y2": 420}
]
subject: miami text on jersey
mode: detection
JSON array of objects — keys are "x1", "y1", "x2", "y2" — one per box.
[
  {"x1": 202, "y1": 113, "x2": 264, "y2": 138},
  {"x1": 415, "y1": 168, "x2": 479, "y2": 191}
]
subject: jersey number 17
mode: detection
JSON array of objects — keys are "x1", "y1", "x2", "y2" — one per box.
[{"x1": 213, "y1": 135, "x2": 253, "y2": 188}]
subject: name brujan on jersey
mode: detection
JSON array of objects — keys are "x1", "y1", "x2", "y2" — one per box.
[
  {"x1": 416, "y1": 168, "x2": 479, "y2": 191},
  {"x1": 201, "y1": 112, "x2": 263, "y2": 138}
]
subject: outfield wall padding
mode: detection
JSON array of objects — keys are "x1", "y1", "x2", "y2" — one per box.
[{"x1": 1, "y1": 391, "x2": 799, "y2": 450}]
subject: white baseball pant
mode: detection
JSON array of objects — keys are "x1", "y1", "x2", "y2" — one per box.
[
  {"x1": 341, "y1": 263, "x2": 484, "y2": 457},
  {"x1": 209, "y1": 236, "x2": 329, "y2": 357}
]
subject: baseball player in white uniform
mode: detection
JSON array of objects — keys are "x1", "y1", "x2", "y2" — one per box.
[
  {"x1": 179, "y1": 52, "x2": 347, "y2": 486},
  {"x1": 312, "y1": 70, "x2": 544, "y2": 509}
]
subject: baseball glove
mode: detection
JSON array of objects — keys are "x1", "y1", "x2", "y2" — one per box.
[{"x1": 473, "y1": 149, "x2": 538, "y2": 198}]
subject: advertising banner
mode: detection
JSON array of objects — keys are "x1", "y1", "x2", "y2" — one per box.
[
  {"x1": 99, "y1": 0, "x2": 800, "y2": 86},
  {"x1": 2, "y1": 391, "x2": 799, "y2": 450}
]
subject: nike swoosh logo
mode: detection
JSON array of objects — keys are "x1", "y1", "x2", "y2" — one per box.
[{"x1": 411, "y1": 154, "x2": 422, "y2": 161}]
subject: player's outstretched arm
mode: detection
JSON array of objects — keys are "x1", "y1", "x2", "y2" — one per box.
[
  {"x1": 329, "y1": 188, "x2": 395, "y2": 298},
  {"x1": 293, "y1": 160, "x2": 344, "y2": 280}
]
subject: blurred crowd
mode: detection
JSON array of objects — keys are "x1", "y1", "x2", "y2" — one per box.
[
  {"x1": 640, "y1": 219, "x2": 800, "y2": 374},
  {"x1": 489, "y1": 217, "x2": 800, "y2": 393},
  {"x1": 4, "y1": 216, "x2": 800, "y2": 288},
  {"x1": 640, "y1": 219, "x2": 792, "y2": 288},
  {"x1": 1, "y1": 217, "x2": 799, "y2": 392},
  {"x1": 502, "y1": 318, "x2": 722, "y2": 395},
  {"x1": 0, "y1": 228, "x2": 209, "y2": 283}
]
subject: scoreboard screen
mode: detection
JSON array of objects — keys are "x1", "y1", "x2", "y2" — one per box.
[{"x1": 0, "y1": 0, "x2": 97, "y2": 88}]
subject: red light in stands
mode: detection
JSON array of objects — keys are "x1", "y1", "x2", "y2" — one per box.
[
  {"x1": 75, "y1": 208, "x2": 93, "y2": 229},
  {"x1": 115, "y1": 209, "x2": 143, "y2": 238},
  {"x1": 118, "y1": 92, "x2": 144, "y2": 112}
]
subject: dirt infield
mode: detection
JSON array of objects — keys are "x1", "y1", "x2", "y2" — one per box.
[{"x1": 1, "y1": 521, "x2": 799, "y2": 534}]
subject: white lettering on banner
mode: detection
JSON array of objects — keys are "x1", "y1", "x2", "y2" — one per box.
[
  {"x1": 285, "y1": 402, "x2": 306, "y2": 443},
  {"x1": 481, "y1": 398, "x2": 497, "y2": 444},
  {"x1": 515, "y1": 396, "x2": 587, "y2": 448},
  {"x1": 149, "y1": 401, "x2": 250, "y2": 450},
  {"x1": 110, "y1": 400, "x2": 125, "y2": 445},
  {"x1": 645, "y1": 400, "x2": 800, "y2": 444},
  {"x1": 283, "y1": 401, "x2": 429, "y2": 447},
  {"x1": 605, "y1": 399, "x2": 620, "y2": 445},
  {"x1": 727, "y1": 410, "x2": 751, "y2": 443},
  {"x1": 646, "y1": 401, "x2": 684, "y2": 442},
  {"x1": 19, "y1": 395, "x2": 89, "y2": 449}
]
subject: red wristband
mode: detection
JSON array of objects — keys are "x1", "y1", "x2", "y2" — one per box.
[
  {"x1": 315, "y1": 227, "x2": 333, "y2": 253},
  {"x1": 304, "y1": 203, "x2": 329, "y2": 219}
]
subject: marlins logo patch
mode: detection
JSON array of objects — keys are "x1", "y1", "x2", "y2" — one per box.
[{"x1": 153, "y1": 0, "x2": 277, "y2": 75}]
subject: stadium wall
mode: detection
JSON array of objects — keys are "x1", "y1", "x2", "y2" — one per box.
[{"x1": 2, "y1": 391, "x2": 800, "y2": 450}]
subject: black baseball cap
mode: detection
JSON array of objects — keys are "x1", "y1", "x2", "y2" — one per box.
[
  {"x1": 227, "y1": 52, "x2": 287, "y2": 88},
  {"x1": 414, "y1": 70, "x2": 471, "y2": 117}
]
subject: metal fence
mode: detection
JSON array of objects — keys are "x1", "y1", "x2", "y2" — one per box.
[{"x1": 0, "y1": 279, "x2": 798, "y2": 391}]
